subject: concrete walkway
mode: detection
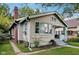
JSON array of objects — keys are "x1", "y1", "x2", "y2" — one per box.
[
  {"x1": 9, "y1": 41, "x2": 22, "y2": 54},
  {"x1": 63, "y1": 45, "x2": 79, "y2": 48}
]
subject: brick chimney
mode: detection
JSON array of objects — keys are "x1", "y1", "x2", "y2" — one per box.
[
  {"x1": 13, "y1": 6, "x2": 19, "y2": 20},
  {"x1": 12, "y1": 6, "x2": 19, "y2": 44}
]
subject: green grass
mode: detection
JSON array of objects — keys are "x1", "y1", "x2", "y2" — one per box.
[
  {"x1": 16, "y1": 43, "x2": 57, "y2": 52},
  {"x1": 68, "y1": 42, "x2": 79, "y2": 47},
  {"x1": 0, "y1": 41, "x2": 15, "y2": 55},
  {"x1": 33, "y1": 47, "x2": 79, "y2": 55},
  {"x1": 16, "y1": 43, "x2": 29, "y2": 52}
]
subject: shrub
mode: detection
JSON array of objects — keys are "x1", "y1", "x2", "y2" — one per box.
[
  {"x1": 0, "y1": 33, "x2": 11, "y2": 43},
  {"x1": 24, "y1": 41, "x2": 29, "y2": 47},
  {"x1": 18, "y1": 40, "x2": 29, "y2": 47},
  {"x1": 34, "y1": 40, "x2": 40, "y2": 48},
  {"x1": 67, "y1": 37, "x2": 79, "y2": 42}
]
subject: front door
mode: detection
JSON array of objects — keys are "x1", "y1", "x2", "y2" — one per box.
[
  {"x1": 55, "y1": 30, "x2": 65, "y2": 40},
  {"x1": 55, "y1": 31, "x2": 60, "y2": 39}
]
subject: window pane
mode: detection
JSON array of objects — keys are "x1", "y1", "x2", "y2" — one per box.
[
  {"x1": 39, "y1": 24, "x2": 44, "y2": 33},
  {"x1": 48, "y1": 24, "x2": 52, "y2": 34},
  {"x1": 39, "y1": 23, "x2": 48, "y2": 33},
  {"x1": 44, "y1": 24, "x2": 48, "y2": 33},
  {"x1": 35, "y1": 22, "x2": 52, "y2": 34},
  {"x1": 35, "y1": 22, "x2": 39, "y2": 33}
]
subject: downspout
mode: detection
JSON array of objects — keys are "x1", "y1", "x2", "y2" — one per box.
[
  {"x1": 27, "y1": 17, "x2": 32, "y2": 51},
  {"x1": 10, "y1": 29, "x2": 12, "y2": 40},
  {"x1": 65, "y1": 27, "x2": 68, "y2": 41}
]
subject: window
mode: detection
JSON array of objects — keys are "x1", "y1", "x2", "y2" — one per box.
[
  {"x1": 67, "y1": 31, "x2": 73, "y2": 35},
  {"x1": 23, "y1": 22, "x2": 27, "y2": 35},
  {"x1": 52, "y1": 17, "x2": 56, "y2": 21},
  {"x1": 35, "y1": 22, "x2": 39, "y2": 33},
  {"x1": 35, "y1": 22, "x2": 52, "y2": 34},
  {"x1": 39, "y1": 23, "x2": 48, "y2": 33},
  {"x1": 61, "y1": 31, "x2": 65, "y2": 35},
  {"x1": 48, "y1": 24, "x2": 52, "y2": 34}
]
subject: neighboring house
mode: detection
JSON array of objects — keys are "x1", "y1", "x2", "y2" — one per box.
[
  {"x1": 9, "y1": 7, "x2": 68, "y2": 47},
  {"x1": 65, "y1": 18, "x2": 79, "y2": 38}
]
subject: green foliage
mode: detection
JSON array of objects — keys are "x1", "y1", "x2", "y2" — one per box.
[
  {"x1": 67, "y1": 37, "x2": 79, "y2": 42},
  {"x1": 0, "y1": 15, "x2": 11, "y2": 32},
  {"x1": 67, "y1": 42, "x2": 79, "y2": 47},
  {"x1": 0, "y1": 33, "x2": 10, "y2": 43},
  {"x1": 33, "y1": 47, "x2": 79, "y2": 55},
  {"x1": 0, "y1": 4, "x2": 12, "y2": 33},
  {"x1": 38, "y1": 3, "x2": 79, "y2": 17},
  {"x1": 34, "y1": 40, "x2": 40, "y2": 48},
  {"x1": 16, "y1": 42, "x2": 29, "y2": 52},
  {"x1": 0, "y1": 40, "x2": 15, "y2": 55},
  {"x1": 19, "y1": 6, "x2": 41, "y2": 17},
  {"x1": 0, "y1": 4, "x2": 9, "y2": 16}
]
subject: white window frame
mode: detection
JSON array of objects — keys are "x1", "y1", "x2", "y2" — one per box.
[{"x1": 35, "y1": 22, "x2": 52, "y2": 34}]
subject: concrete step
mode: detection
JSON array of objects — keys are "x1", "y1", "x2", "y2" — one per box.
[{"x1": 54, "y1": 39, "x2": 67, "y2": 46}]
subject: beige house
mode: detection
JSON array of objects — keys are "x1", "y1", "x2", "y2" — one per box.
[{"x1": 9, "y1": 11, "x2": 68, "y2": 48}]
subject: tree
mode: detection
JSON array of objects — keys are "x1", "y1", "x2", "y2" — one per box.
[
  {"x1": 19, "y1": 6, "x2": 41, "y2": 17},
  {"x1": 0, "y1": 4, "x2": 10, "y2": 16},
  {"x1": 37, "y1": 3, "x2": 79, "y2": 18},
  {"x1": 0, "y1": 4, "x2": 12, "y2": 33}
]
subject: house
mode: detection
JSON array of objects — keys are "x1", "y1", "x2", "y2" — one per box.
[
  {"x1": 65, "y1": 18, "x2": 79, "y2": 38},
  {"x1": 9, "y1": 7, "x2": 68, "y2": 48}
]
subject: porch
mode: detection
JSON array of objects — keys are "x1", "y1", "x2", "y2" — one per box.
[{"x1": 53, "y1": 25, "x2": 67, "y2": 41}]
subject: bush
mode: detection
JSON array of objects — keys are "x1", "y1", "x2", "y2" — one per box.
[
  {"x1": 67, "y1": 37, "x2": 79, "y2": 42},
  {"x1": 0, "y1": 33, "x2": 11, "y2": 44},
  {"x1": 34, "y1": 40, "x2": 40, "y2": 48},
  {"x1": 18, "y1": 40, "x2": 29, "y2": 47}
]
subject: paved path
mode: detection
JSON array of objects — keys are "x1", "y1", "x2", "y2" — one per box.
[
  {"x1": 55, "y1": 40, "x2": 79, "y2": 49},
  {"x1": 9, "y1": 41, "x2": 22, "y2": 54},
  {"x1": 63, "y1": 45, "x2": 79, "y2": 48}
]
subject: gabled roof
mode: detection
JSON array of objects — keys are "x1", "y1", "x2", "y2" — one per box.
[
  {"x1": 65, "y1": 18, "x2": 79, "y2": 28},
  {"x1": 22, "y1": 11, "x2": 68, "y2": 27},
  {"x1": 9, "y1": 20, "x2": 20, "y2": 30},
  {"x1": 9, "y1": 11, "x2": 68, "y2": 30}
]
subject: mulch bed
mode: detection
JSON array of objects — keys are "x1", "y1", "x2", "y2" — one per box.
[{"x1": 32, "y1": 45, "x2": 59, "y2": 51}]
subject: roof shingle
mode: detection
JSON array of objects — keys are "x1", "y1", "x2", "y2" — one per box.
[{"x1": 65, "y1": 18, "x2": 79, "y2": 27}]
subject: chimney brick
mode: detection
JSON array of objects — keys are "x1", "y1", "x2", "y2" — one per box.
[
  {"x1": 12, "y1": 6, "x2": 19, "y2": 44},
  {"x1": 14, "y1": 6, "x2": 18, "y2": 20}
]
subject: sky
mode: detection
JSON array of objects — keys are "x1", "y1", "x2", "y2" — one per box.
[
  {"x1": 7, "y1": 3, "x2": 79, "y2": 18},
  {"x1": 7, "y1": 3, "x2": 63, "y2": 13},
  {"x1": 8, "y1": 3, "x2": 42, "y2": 13}
]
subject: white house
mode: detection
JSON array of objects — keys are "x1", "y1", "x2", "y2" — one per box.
[{"x1": 9, "y1": 7, "x2": 68, "y2": 48}]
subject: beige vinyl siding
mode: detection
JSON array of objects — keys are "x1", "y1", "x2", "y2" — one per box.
[{"x1": 29, "y1": 14, "x2": 64, "y2": 46}]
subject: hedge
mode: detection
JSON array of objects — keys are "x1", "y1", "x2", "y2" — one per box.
[{"x1": 67, "y1": 37, "x2": 79, "y2": 42}]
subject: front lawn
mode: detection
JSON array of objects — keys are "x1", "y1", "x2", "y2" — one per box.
[
  {"x1": 67, "y1": 42, "x2": 79, "y2": 47},
  {"x1": 16, "y1": 43, "x2": 57, "y2": 53},
  {"x1": 0, "y1": 40, "x2": 15, "y2": 55},
  {"x1": 33, "y1": 47, "x2": 79, "y2": 55},
  {"x1": 16, "y1": 43, "x2": 30, "y2": 52}
]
